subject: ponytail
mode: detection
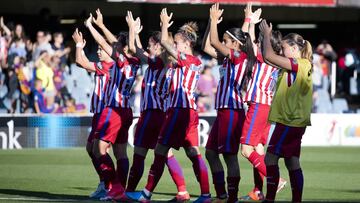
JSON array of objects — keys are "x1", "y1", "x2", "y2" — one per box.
[
  {"x1": 242, "y1": 32, "x2": 256, "y2": 81},
  {"x1": 226, "y1": 28, "x2": 256, "y2": 81},
  {"x1": 301, "y1": 40, "x2": 313, "y2": 62},
  {"x1": 283, "y1": 33, "x2": 313, "y2": 62},
  {"x1": 178, "y1": 21, "x2": 198, "y2": 47}
]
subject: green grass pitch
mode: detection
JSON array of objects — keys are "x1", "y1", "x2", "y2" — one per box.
[{"x1": 0, "y1": 147, "x2": 359, "y2": 202}]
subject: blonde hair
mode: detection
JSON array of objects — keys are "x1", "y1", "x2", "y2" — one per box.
[
  {"x1": 177, "y1": 21, "x2": 198, "y2": 47},
  {"x1": 283, "y1": 33, "x2": 313, "y2": 62}
]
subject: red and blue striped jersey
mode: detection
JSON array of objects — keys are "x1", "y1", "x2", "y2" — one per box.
[
  {"x1": 106, "y1": 52, "x2": 140, "y2": 108},
  {"x1": 140, "y1": 56, "x2": 170, "y2": 112},
  {"x1": 244, "y1": 53, "x2": 278, "y2": 105},
  {"x1": 215, "y1": 49, "x2": 247, "y2": 109},
  {"x1": 168, "y1": 52, "x2": 202, "y2": 110},
  {"x1": 90, "y1": 61, "x2": 113, "y2": 113}
]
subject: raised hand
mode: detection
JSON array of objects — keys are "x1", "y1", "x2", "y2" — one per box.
[
  {"x1": 251, "y1": 8, "x2": 262, "y2": 24},
  {"x1": 244, "y1": 2, "x2": 252, "y2": 19},
  {"x1": 84, "y1": 13, "x2": 93, "y2": 28},
  {"x1": 259, "y1": 20, "x2": 272, "y2": 36},
  {"x1": 126, "y1": 11, "x2": 137, "y2": 28},
  {"x1": 160, "y1": 8, "x2": 173, "y2": 28},
  {"x1": 134, "y1": 17, "x2": 143, "y2": 34},
  {"x1": 93, "y1": 8, "x2": 104, "y2": 28},
  {"x1": 209, "y1": 3, "x2": 224, "y2": 24},
  {"x1": 72, "y1": 28, "x2": 86, "y2": 48}
]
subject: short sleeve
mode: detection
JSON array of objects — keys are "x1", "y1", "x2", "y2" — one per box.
[
  {"x1": 296, "y1": 58, "x2": 312, "y2": 81},
  {"x1": 289, "y1": 58, "x2": 299, "y2": 73}
]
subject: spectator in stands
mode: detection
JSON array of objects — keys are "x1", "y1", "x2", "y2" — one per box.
[
  {"x1": 8, "y1": 37, "x2": 27, "y2": 58},
  {"x1": 52, "y1": 32, "x2": 71, "y2": 67},
  {"x1": 316, "y1": 40, "x2": 337, "y2": 92},
  {"x1": 312, "y1": 53, "x2": 323, "y2": 112},
  {"x1": 13, "y1": 56, "x2": 31, "y2": 113},
  {"x1": 4, "y1": 67, "x2": 19, "y2": 113},
  {"x1": 0, "y1": 17, "x2": 11, "y2": 69},
  {"x1": 7, "y1": 23, "x2": 27, "y2": 57},
  {"x1": 33, "y1": 78, "x2": 58, "y2": 114},
  {"x1": 343, "y1": 49, "x2": 360, "y2": 95},
  {"x1": 51, "y1": 55, "x2": 70, "y2": 106},
  {"x1": 32, "y1": 31, "x2": 54, "y2": 60},
  {"x1": 196, "y1": 65, "x2": 217, "y2": 112},
  {"x1": 60, "y1": 97, "x2": 86, "y2": 113},
  {"x1": 34, "y1": 51, "x2": 56, "y2": 103}
]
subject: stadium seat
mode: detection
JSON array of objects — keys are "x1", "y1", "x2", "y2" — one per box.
[
  {"x1": 332, "y1": 98, "x2": 349, "y2": 113},
  {"x1": 315, "y1": 90, "x2": 333, "y2": 113}
]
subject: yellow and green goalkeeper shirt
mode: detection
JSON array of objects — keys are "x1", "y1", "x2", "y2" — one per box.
[{"x1": 268, "y1": 58, "x2": 312, "y2": 127}]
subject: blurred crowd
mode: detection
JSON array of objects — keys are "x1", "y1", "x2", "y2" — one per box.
[
  {"x1": 0, "y1": 16, "x2": 359, "y2": 115},
  {"x1": 0, "y1": 17, "x2": 86, "y2": 114}
]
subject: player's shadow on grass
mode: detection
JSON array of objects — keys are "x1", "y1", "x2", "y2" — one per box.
[{"x1": 0, "y1": 189, "x2": 88, "y2": 200}]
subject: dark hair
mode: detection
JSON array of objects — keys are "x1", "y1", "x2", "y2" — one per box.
[
  {"x1": 270, "y1": 30, "x2": 282, "y2": 55},
  {"x1": 283, "y1": 33, "x2": 313, "y2": 62},
  {"x1": 149, "y1": 31, "x2": 161, "y2": 44},
  {"x1": 177, "y1": 21, "x2": 198, "y2": 47},
  {"x1": 258, "y1": 30, "x2": 282, "y2": 57},
  {"x1": 226, "y1": 28, "x2": 256, "y2": 81},
  {"x1": 53, "y1": 32, "x2": 62, "y2": 39},
  {"x1": 117, "y1": 31, "x2": 129, "y2": 47}
]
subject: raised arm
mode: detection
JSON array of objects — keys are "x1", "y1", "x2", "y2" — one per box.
[
  {"x1": 34, "y1": 52, "x2": 46, "y2": 68},
  {"x1": 126, "y1": 11, "x2": 148, "y2": 64},
  {"x1": 249, "y1": 8, "x2": 262, "y2": 44},
  {"x1": 72, "y1": 28, "x2": 95, "y2": 72},
  {"x1": 209, "y1": 3, "x2": 230, "y2": 57},
  {"x1": 160, "y1": 8, "x2": 177, "y2": 59},
  {"x1": 93, "y1": 9, "x2": 118, "y2": 44},
  {"x1": 241, "y1": 3, "x2": 252, "y2": 33},
  {"x1": 0, "y1": 17, "x2": 12, "y2": 37},
  {"x1": 84, "y1": 14, "x2": 113, "y2": 59},
  {"x1": 259, "y1": 20, "x2": 292, "y2": 71},
  {"x1": 202, "y1": 17, "x2": 222, "y2": 59}
]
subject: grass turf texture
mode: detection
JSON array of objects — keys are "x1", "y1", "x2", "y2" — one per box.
[{"x1": 0, "y1": 147, "x2": 359, "y2": 202}]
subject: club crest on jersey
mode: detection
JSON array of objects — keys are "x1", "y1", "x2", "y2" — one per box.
[
  {"x1": 96, "y1": 62, "x2": 103, "y2": 70},
  {"x1": 180, "y1": 53, "x2": 187, "y2": 60},
  {"x1": 119, "y1": 54, "x2": 125, "y2": 62},
  {"x1": 234, "y1": 51, "x2": 240, "y2": 58}
]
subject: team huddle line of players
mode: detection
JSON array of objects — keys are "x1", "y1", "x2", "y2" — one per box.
[{"x1": 73, "y1": 3, "x2": 313, "y2": 203}]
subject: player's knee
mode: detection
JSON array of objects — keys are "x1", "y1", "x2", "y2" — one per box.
[
  {"x1": 113, "y1": 143, "x2": 128, "y2": 160},
  {"x1": 154, "y1": 143, "x2": 170, "y2": 156},
  {"x1": 92, "y1": 139, "x2": 109, "y2": 158},
  {"x1": 240, "y1": 145, "x2": 253, "y2": 158},
  {"x1": 134, "y1": 146, "x2": 148, "y2": 157},
  {"x1": 284, "y1": 157, "x2": 300, "y2": 171},
  {"x1": 223, "y1": 154, "x2": 239, "y2": 170},
  {"x1": 264, "y1": 152, "x2": 279, "y2": 166},
  {"x1": 205, "y1": 149, "x2": 217, "y2": 161},
  {"x1": 167, "y1": 149, "x2": 174, "y2": 158},
  {"x1": 185, "y1": 146, "x2": 200, "y2": 158},
  {"x1": 255, "y1": 144, "x2": 265, "y2": 155}
]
